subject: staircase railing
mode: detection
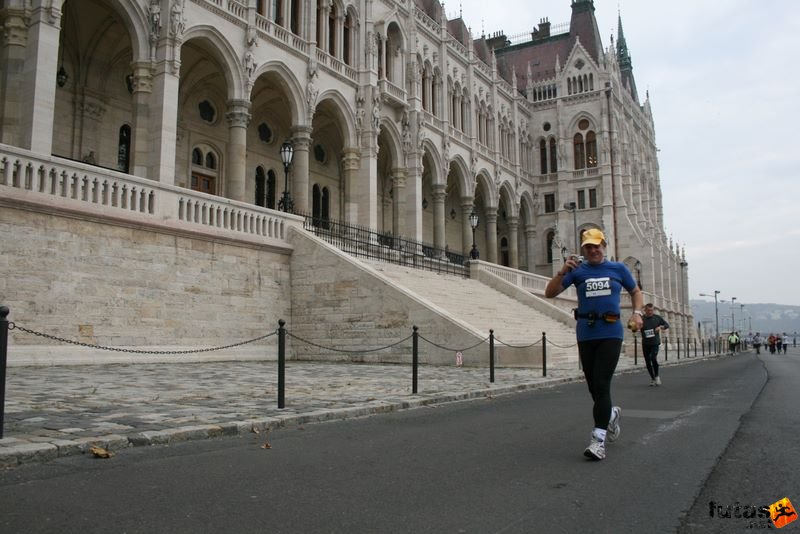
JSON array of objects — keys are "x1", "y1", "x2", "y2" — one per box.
[{"x1": 300, "y1": 213, "x2": 467, "y2": 277}]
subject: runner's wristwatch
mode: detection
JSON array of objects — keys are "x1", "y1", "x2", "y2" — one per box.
[{"x1": 634, "y1": 310, "x2": 644, "y2": 316}]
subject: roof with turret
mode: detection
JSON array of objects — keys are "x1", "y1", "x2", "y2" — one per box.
[{"x1": 490, "y1": 0, "x2": 605, "y2": 89}]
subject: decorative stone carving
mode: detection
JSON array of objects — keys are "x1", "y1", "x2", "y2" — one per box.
[
  {"x1": 169, "y1": 0, "x2": 185, "y2": 39},
  {"x1": 149, "y1": 0, "x2": 161, "y2": 39}
]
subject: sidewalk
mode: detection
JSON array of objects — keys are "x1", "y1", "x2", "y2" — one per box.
[{"x1": 0, "y1": 353, "x2": 721, "y2": 468}]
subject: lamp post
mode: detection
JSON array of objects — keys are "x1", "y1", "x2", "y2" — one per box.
[
  {"x1": 699, "y1": 290, "x2": 720, "y2": 342},
  {"x1": 469, "y1": 209, "x2": 479, "y2": 260},
  {"x1": 730, "y1": 297, "x2": 737, "y2": 333},
  {"x1": 278, "y1": 140, "x2": 294, "y2": 213},
  {"x1": 563, "y1": 201, "x2": 578, "y2": 252},
  {"x1": 634, "y1": 260, "x2": 642, "y2": 290}
]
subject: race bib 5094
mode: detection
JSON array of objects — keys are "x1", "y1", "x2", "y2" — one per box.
[{"x1": 585, "y1": 277, "x2": 611, "y2": 297}]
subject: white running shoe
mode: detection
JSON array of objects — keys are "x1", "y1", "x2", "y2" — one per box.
[
  {"x1": 584, "y1": 431, "x2": 606, "y2": 460},
  {"x1": 607, "y1": 406, "x2": 622, "y2": 442},
  {"x1": 655, "y1": 376, "x2": 662, "y2": 386},
  {"x1": 650, "y1": 379, "x2": 657, "y2": 387}
]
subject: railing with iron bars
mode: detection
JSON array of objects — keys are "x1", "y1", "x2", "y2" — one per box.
[{"x1": 300, "y1": 213, "x2": 468, "y2": 277}]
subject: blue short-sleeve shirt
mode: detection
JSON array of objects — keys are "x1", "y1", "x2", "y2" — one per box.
[{"x1": 561, "y1": 260, "x2": 637, "y2": 341}]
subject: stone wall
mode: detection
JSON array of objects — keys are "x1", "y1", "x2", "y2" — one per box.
[
  {"x1": 288, "y1": 229, "x2": 488, "y2": 365},
  {"x1": 0, "y1": 204, "x2": 292, "y2": 365}
]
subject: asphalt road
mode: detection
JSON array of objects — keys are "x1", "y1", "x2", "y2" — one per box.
[{"x1": 0, "y1": 351, "x2": 796, "y2": 533}]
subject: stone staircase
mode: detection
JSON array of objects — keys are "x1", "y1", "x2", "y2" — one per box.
[{"x1": 361, "y1": 259, "x2": 580, "y2": 370}]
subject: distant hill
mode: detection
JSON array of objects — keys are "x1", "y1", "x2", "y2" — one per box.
[{"x1": 690, "y1": 300, "x2": 800, "y2": 336}]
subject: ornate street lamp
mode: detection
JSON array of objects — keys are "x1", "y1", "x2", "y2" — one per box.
[
  {"x1": 278, "y1": 140, "x2": 294, "y2": 213},
  {"x1": 468, "y1": 209, "x2": 479, "y2": 260},
  {"x1": 700, "y1": 290, "x2": 721, "y2": 342}
]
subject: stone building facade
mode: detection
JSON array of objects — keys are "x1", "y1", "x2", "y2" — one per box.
[{"x1": 0, "y1": 0, "x2": 693, "y2": 351}]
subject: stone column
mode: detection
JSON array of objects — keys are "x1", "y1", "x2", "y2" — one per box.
[
  {"x1": 525, "y1": 225, "x2": 537, "y2": 273},
  {"x1": 149, "y1": 59, "x2": 180, "y2": 183},
  {"x1": 485, "y1": 206, "x2": 498, "y2": 264},
  {"x1": 342, "y1": 148, "x2": 360, "y2": 224},
  {"x1": 391, "y1": 169, "x2": 407, "y2": 239},
  {"x1": 0, "y1": 9, "x2": 28, "y2": 146},
  {"x1": 129, "y1": 62, "x2": 153, "y2": 177},
  {"x1": 291, "y1": 126, "x2": 312, "y2": 214},
  {"x1": 432, "y1": 184, "x2": 447, "y2": 253},
  {"x1": 225, "y1": 99, "x2": 251, "y2": 202},
  {"x1": 319, "y1": 4, "x2": 329, "y2": 53},
  {"x1": 17, "y1": 5, "x2": 61, "y2": 153},
  {"x1": 508, "y1": 216, "x2": 519, "y2": 269}
]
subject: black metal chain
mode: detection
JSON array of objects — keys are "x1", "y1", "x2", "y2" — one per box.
[
  {"x1": 8, "y1": 322, "x2": 277, "y2": 355},
  {"x1": 417, "y1": 334, "x2": 489, "y2": 352},
  {"x1": 545, "y1": 338, "x2": 578, "y2": 349},
  {"x1": 494, "y1": 337, "x2": 543, "y2": 349},
  {"x1": 286, "y1": 331, "x2": 414, "y2": 354}
]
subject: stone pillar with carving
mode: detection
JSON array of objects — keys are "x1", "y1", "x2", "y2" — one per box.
[
  {"x1": 225, "y1": 99, "x2": 251, "y2": 202},
  {"x1": 147, "y1": 0, "x2": 185, "y2": 183},
  {"x1": 14, "y1": 4, "x2": 60, "y2": 153},
  {"x1": 129, "y1": 62, "x2": 153, "y2": 177},
  {"x1": 391, "y1": 169, "x2": 407, "y2": 240},
  {"x1": 485, "y1": 206, "x2": 498, "y2": 264},
  {"x1": 508, "y1": 215, "x2": 519, "y2": 269},
  {"x1": 291, "y1": 125, "x2": 312, "y2": 214}
]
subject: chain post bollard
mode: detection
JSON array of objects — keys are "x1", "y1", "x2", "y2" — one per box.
[
  {"x1": 694, "y1": 338, "x2": 698, "y2": 358},
  {"x1": 278, "y1": 319, "x2": 286, "y2": 409},
  {"x1": 541, "y1": 332, "x2": 547, "y2": 377},
  {"x1": 634, "y1": 331, "x2": 638, "y2": 365},
  {"x1": 0, "y1": 306, "x2": 9, "y2": 440},
  {"x1": 489, "y1": 329, "x2": 495, "y2": 383},
  {"x1": 412, "y1": 326, "x2": 418, "y2": 394},
  {"x1": 678, "y1": 337, "x2": 681, "y2": 360}
]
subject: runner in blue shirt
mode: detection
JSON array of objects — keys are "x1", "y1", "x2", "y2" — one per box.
[{"x1": 545, "y1": 228, "x2": 643, "y2": 460}]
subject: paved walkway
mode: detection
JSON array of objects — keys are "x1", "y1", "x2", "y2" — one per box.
[{"x1": 0, "y1": 352, "x2": 722, "y2": 468}]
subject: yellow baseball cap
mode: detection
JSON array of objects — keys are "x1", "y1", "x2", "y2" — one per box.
[{"x1": 581, "y1": 228, "x2": 606, "y2": 246}]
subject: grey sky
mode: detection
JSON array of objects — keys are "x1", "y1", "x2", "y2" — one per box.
[{"x1": 456, "y1": 0, "x2": 798, "y2": 306}]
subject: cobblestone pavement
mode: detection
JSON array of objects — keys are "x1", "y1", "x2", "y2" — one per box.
[{"x1": 0, "y1": 354, "x2": 715, "y2": 468}]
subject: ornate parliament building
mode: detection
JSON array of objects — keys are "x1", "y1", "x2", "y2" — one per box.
[{"x1": 0, "y1": 0, "x2": 692, "y2": 365}]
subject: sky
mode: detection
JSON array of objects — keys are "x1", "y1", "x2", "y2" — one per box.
[{"x1": 455, "y1": 0, "x2": 799, "y2": 307}]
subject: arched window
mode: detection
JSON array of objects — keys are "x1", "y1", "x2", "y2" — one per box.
[
  {"x1": 256, "y1": 167, "x2": 277, "y2": 208},
  {"x1": 117, "y1": 125, "x2": 131, "y2": 173},
  {"x1": 539, "y1": 139, "x2": 548, "y2": 174},
  {"x1": 272, "y1": 0, "x2": 281, "y2": 24},
  {"x1": 573, "y1": 133, "x2": 585, "y2": 170},
  {"x1": 343, "y1": 13, "x2": 353, "y2": 65},
  {"x1": 328, "y1": 4, "x2": 336, "y2": 55},
  {"x1": 267, "y1": 169, "x2": 276, "y2": 209},
  {"x1": 586, "y1": 131, "x2": 598, "y2": 168},
  {"x1": 191, "y1": 146, "x2": 219, "y2": 195},
  {"x1": 549, "y1": 137, "x2": 558, "y2": 173},
  {"x1": 312, "y1": 184, "x2": 331, "y2": 228},
  {"x1": 255, "y1": 166, "x2": 266, "y2": 207},
  {"x1": 290, "y1": 0, "x2": 300, "y2": 35}
]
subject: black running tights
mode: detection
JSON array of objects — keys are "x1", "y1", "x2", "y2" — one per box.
[{"x1": 578, "y1": 338, "x2": 623, "y2": 429}]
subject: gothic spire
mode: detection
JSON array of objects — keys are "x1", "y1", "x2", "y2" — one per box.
[{"x1": 616, "y1": 13, "x2": 632, "y2": 71}]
